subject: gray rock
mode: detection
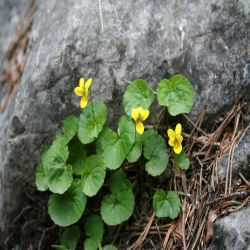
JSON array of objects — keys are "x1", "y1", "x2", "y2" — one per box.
[
  {"x1": 218, "y1": 125, "x2": 250, "y2": 180},
  {"x1": 209, "y1": 205, "x2": 250, "y2": 250},
  {"x1": 0, "y1": 0, "x2": 249, "y2": 247}
]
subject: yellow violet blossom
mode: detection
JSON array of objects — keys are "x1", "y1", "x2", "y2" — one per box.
[
  {"x1": 131, "y1": 107, "x2": 149, "y2": 134},
  {"x1": 167, "y1": 123, "x2": 183, "y2": 154},
  {"x1": 74, "y1": 77, "x2": 93, "y2": 108}
]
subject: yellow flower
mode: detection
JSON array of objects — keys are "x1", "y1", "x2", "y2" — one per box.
[
  {"x1": 131, "y1": 107, "x2": 149, "y2": 134},
  {"x1": 74, "y1": 77, "x2": 93, "y2": 108},
  {"x1": 167, "y1": 123, "x2": 183, "y2": 154}
]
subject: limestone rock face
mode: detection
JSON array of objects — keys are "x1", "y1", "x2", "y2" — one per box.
[
  {"x1": 209, "y1": 205, "x2": 250, "y2": 250},
  {"x1": 0, "y1": 0, "x2": 249, "y2": 247}
]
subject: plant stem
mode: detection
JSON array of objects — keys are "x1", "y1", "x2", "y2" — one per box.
[{"x1": 89, "y1": 88, "x2": 96, "y2": 122}]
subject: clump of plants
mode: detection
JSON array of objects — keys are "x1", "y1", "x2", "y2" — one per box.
[{"x1": 35, "y1": 74, "x2": 195, "y2": 249}]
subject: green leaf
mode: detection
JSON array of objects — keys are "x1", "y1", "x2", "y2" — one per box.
[
  {"x1": 78, "y1": 101, "x2": 107, "y2": 144},
  {"x1": 126, "y1": 139, "x2": 142, "y2": 163},
  {"x1": 102, "y1": 116, "x2": 135, "y2": 170},
  {"x1": 67, "y1": 140, "x2": 87, "y2": 175},
  {"x1": 101, "y1": 189, "x2": 134, "y2": 225},
  {"x1": 153, "y1": 189, "x2": 181, "y2": 219},
  {"x1": 48, "y1": 180, "x2": 87, "y2": 226},
  {"x1": 103, "y1": 245, "x2": 118, "y2": 250},
  {"x1": 61, "y1": 225, "x2": 80, "y2": 250},
  {"x1": 174, "y1": 151, "x2": 190, "y2": 170},
  {"x1": 52, "y1": 116, "x2": 79, "y2": 146},
  {"x1": 81, "y1": 155, "x2": 106, "y2": 197},
  {"x1": 42, "y1": 142, "x2": 69, "y2": 164},
  {"x1": 41, "y1": 142, "x2": 73, "y2": 194},
  {"x1": 35, "y1": 164, "x2": 48, "y2": 191},
  {"x1": 84, "y1": 214, "x2": 104, "y2": 242},
  {"x1": 96, "y1": 127, "x2": 118, "y2": 154},
  {"x1": 157, "y1": 74, "x2": 195, "y2": 116},
  {"x1": 109, "y1": 170, "x2": 132, "y2": 193},
  {"x1": 61, "y1": 115, "x2": 79, "y2": 144},
  {"x1": 52, "y1": 245, "x2": 69, "y2": 250},
  {"x1": 83, "y1": 238, "x2": 99, "y2": 250},
  {"x1": 44, "y1": 161, "x2": 73, "y2": 194},
  {"x1": 142, "y1": 130, "x2": 168, "y2": 176},
  {"x1": 123, "y1": 79, "x2": 154, "y2": 116}
]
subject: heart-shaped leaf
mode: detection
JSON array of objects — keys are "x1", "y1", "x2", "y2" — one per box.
[
  {"x1": 157, "y1": 74, "x2": 195, "y2": 116},
  {"x1": 35, "y1": 164, "x2": 48, "y2": 191},
  {"x1": 81, "y1": 155, "x2": 106, "y2": 197},
  {"x1": 142, "y1": 130, "x2": 168, "y2": 176},
  {"x1": 61, "y1": 115, "x2": 79, "y2": 143},
  {"x1": 101, "y1": 188, "x2": 134, "y2": 225},
  {"x1": 48, "y1": 180, "x2": 87, "y2": 226},
  {"x1": 42, "y1": 141, "x2": 69, "y2": 164},
  {"x1": 42, "y1": 142, "x2": 72, "y2": 194},
  {"x1": 83, "y1": 238, "x2": 99, "y2": 250},
  {"x1": 61, "y1": 225, "x2": 80, "y2": 250},
  {"x1": 102, "y1": 116, "x2": 135, "y2": 170},
  {"x1": 123, "y1": 79, "x2": 154, "y2": 116},
  {"x1": 78, "y1": 101, "x2": 107, "y2": 144},
  {"x1": 126, "y1": 139, "x2": 142, "y2": 163},
  {"x1": 67, "y1": 140, "x2": 87, "y2": 175},
  {"x1": 84, "y1": 214, "x2": 104, "y2": 242},
  {"x1": 153, "y1": 189, "x2": 181, "y2": 219},
  {"x1": 174, "y1": 151, "x2": 190, "y2": 170},
  {"x1": 96, "y1": 127, "x2": 118, "y2": 154},
  {"x1": 109, "y1": 170, "x2": 132, "y2": 193},
  {"x1": 103, "y1": 245, "x2": 118, "y2": 250},
  {"x1": 44, "y1": 161, "x2": 73, "y2": 194}
]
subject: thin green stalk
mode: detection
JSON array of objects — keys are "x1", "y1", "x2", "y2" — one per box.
[{"x1": 89, "y1": 88, "x2": 96, "y2": 122}]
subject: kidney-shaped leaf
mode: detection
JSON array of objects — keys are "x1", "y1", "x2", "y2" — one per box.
[
  {"x1": 102, "y1": 116, "x2": 135, "y2": 170},
  {"x1": 142, "y1": 130, "x2": 168, "y2": 176},
  {"x1": 108, "y1": 170, "x2": 132, "y2": 193},
  {"x1": 61, "y1": 225, "x2": 80, "y2": 250},
  {"x1": 42, "y1": 141, "x2": 73, "y2": 194},
  {"x1": 44, "y1": 161, "x2": 73, "y2": 194},
  {"x1": 103, "y1": 245, "x2": 118, "y2": 250},
  {"x1": 101, "y1": 188, "x2": 134, "y2": 225},
  {"x1": 174, "y1": 151, "x2": 190, "y2": 170},
  {"x1": 48, "y1": 180, "x2": 87, "y2": 226},
  {"x1": 78, "y1": 101, "x2": 107, "y2": 144},
  {"x1": 157, "y1": 74, "x2": 195, "y2": 116},
  {"x1": 123, "y1": 79, "x2": 154, "y2": 116},
  {"x1": 81, "y1": 155, "x2": 106, "y2": 197},
  {"x1": 35, "y1": 164, "x2": 48, "y2": 191},
  {"x1": 61, "y1": 115, "x2": 79, "y2": 144},
  {"x1": 83, "y1": 238, "x2": 99, "y2": 250},
  {"x1": 42, "y1": 141, "x2": 69, "y2": 164},
  {"x1": 67, "y1": 140, "x2": 87, "y2": 175},
  {"x1": 96, "y1": 127, "x2": 118, "y2": 154},
  {"x1": 153, "y1": 189, "x2": 181, "y2": 219},
  {"x1": 84, "y1": 214, "x2": 104, "y2": 242}
]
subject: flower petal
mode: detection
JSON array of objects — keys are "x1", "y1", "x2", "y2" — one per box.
[
  {"x1": 174, "y1": 143, "x2": 182, "y2": 154},
  {"x1": 167, "y1": 129, "x2": 175, "y2": 139},
  {"x1": 79, "y1": 78, "x2": 84, "y2": 88},
  {"x1": 85, "y1": 78, "x2": 93, "y2": 92},
  {"x1": 80, "y1": 95, "x2": 88, "y2": 108},
  {"x1": 175, "y1": 123, "x2": 182, "y2": 135},
  {"x1": 74, "y1": 86, "x2": 84, "y2": 96},
  {"x1": 131, "y1": 108, "x2": 140, "y2": 121},
  {"x1": 140, "y1": 109, "x2": 150, "y2": 121},
  {"x1": 176, "y1": 135, "x2": 183, "y2": 144},
  {"x1": 168, "y1": 138, "x2": 175, "y2": 147},
  {"x1": 136, "y1": 121, "x2": 144, "y2": 134}
]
